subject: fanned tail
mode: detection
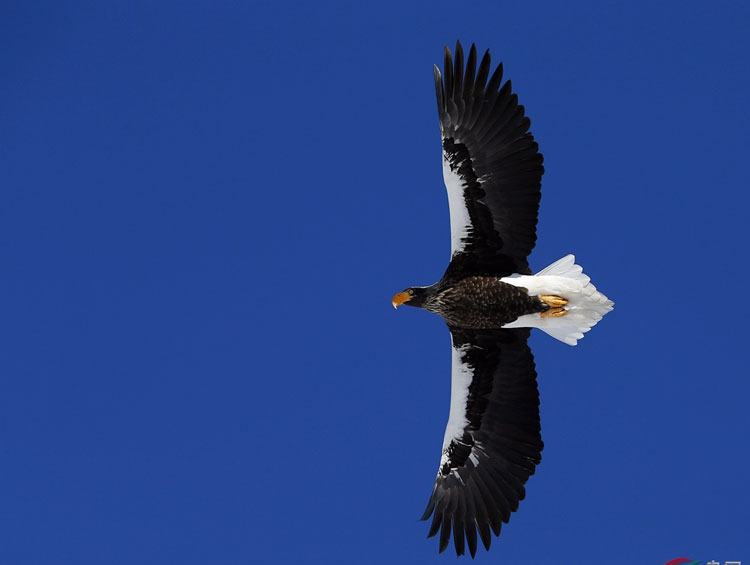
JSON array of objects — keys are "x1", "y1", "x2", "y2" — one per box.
[{"x1": 502, "y1": 254, "x2": 614, "y2": 345}]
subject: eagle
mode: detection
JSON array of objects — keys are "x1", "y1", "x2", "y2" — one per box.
[{"x1": 392, "y1": 42, "x2": 614, "y2": 557}]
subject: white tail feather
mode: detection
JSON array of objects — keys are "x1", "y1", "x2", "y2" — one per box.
[{"x1": 501, "y1": 254, "x2": 614, "y2": 346}]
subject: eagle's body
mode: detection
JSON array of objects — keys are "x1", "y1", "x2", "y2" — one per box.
[
  {"x1": 416, "y1": 277, "x2": 547, "y2": 329},
  {"x1": 392, "y1": 42, "x2": 614, "y2": 557}
]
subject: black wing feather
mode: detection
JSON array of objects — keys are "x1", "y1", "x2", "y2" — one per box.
[
  {"x1": 453, "y1": 494, "x2": 466, "y2": 556},
  {"x1": 421, "y1": 328, "x2": 543, "y2": 556},
  {"x1": 437, "y1": 42, "x2": 544, "y2": 279},
  {"x1": 463, "y1": 44, "x2": 477, "y2": 100},
  {"x1": 439, "y1": 512, "x2": 452, "y2": 553},
  {"x1": 473, "y1": 49, "x2": 491, "y2": 97},
  {"x1": 454, "y1": 42, "x2": 464, "y2": 104},
  {"x1": 462, "y1": 486, "x2": 478, "y2": 557}
]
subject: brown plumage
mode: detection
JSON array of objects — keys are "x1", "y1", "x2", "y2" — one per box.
[{"x1": 412, "y1": 277, "x2": 547, "y2": 329}]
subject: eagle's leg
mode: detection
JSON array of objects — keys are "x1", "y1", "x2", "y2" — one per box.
[
  {"x1": 540, "y1": 295, "x2": 568, "y2": 307},
  {"x1": 540, "y1": 307, "x2": 567, "y2": 318}
]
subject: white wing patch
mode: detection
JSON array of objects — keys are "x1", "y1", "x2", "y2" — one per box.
[
  {"x1": 442, "y1": 156, "x2": 472, "y2": 256},
  {"x1": 439, "y1": 341, "x2": 474, "y2": 468}
]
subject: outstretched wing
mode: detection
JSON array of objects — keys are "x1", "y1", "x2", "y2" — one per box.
[
  {"x1": 436, "y1": 42, "x2": 544, "y2": 279},
  {"x1": 421, "y1": 327, "x2": 543, "y2": 557}
]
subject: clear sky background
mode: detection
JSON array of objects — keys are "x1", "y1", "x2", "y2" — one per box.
[{"x1": 2, "y1": 2, "x2": 749, "y2": 564}]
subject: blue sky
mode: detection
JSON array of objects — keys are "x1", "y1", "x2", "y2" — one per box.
[{"x1": 2, "y1": 2, "x2": 749, "y2": 564}]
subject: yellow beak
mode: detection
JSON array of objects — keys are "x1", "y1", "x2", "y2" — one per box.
[{"x1": 392, "y1": 291, "x2": 412, "y2": 309}]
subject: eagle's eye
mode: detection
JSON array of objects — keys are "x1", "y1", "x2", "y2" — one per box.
[{"x1": 407, "y1": 289, "x2": 415, "y2": 296}]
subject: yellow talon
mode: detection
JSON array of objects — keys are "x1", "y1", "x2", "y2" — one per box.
[
  {"x1": 540, "y1": 295, "x2": 568, "y2": 307},
  {"x1": 541, "y1": 307, "x2": 567, "y2": 318}
]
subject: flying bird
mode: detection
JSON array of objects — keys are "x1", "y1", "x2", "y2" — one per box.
[{"x1": 392, "y1": 42, "x2": 614, "y2": 557}]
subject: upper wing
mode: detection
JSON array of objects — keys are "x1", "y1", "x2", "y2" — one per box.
[
  {"x1": 421, "y1": 327, "x2": 543, "y2": 557},
  {"x1": 436, "y1": 42, "x2": 544, "y2": 279}
]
